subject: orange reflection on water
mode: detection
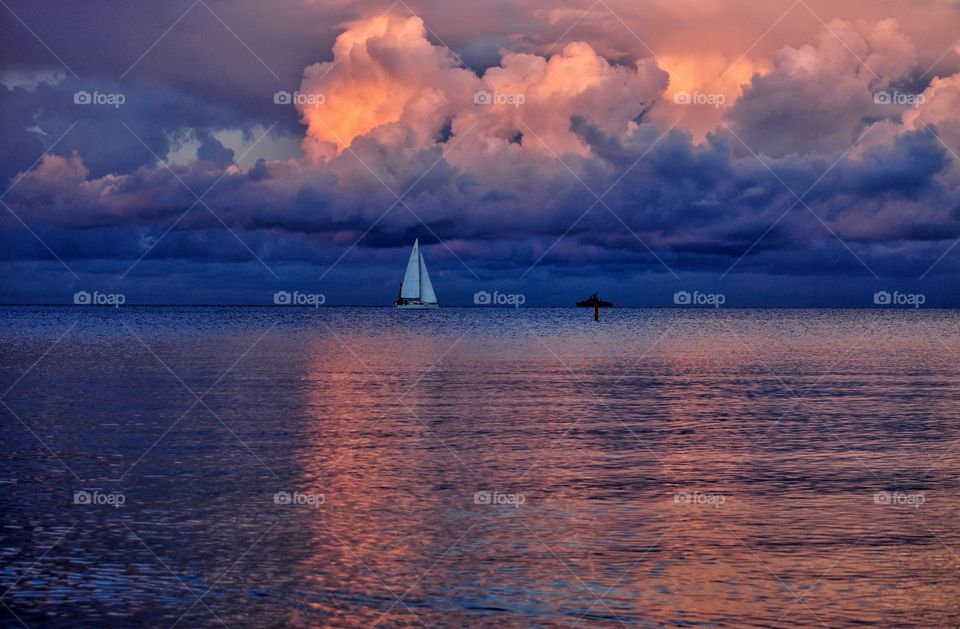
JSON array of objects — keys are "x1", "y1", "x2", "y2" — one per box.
[{"x1": 266, "y1": 313, "x2": 960, "y2": 626}]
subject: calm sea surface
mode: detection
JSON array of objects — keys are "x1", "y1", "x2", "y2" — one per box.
[{"x1": 1, "y1": 307, "x2": 959, "y2": 627}]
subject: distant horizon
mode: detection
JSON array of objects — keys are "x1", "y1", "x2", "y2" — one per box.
[{"x1": 2, "y1": 303, "x2": 954, "y2": 310}]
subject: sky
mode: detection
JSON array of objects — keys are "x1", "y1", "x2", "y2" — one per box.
[{"x1": 1, "y1": 0, "x2": 960, "y2": 306}]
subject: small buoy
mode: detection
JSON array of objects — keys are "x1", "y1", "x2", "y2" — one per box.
[{"x1": 594, "y1": 299, "x2": 599, "y2": 321}]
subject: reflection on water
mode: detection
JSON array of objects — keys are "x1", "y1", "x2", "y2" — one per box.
[{"x1": 1, "y1": 307, "x2": 959, "y2": 627}]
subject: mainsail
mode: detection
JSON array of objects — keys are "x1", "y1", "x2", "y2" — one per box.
[{"x1": 400, "y1": 239, "x2": 421, "y2": 300}]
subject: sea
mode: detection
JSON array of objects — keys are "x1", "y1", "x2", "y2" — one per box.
[{"x1": 1, "y1": 306, "x2": 958, "y2": 627}]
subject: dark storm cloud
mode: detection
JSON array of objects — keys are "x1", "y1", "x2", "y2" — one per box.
[{"x1": 4, "y1": 106, "x2": 957, "y2": 282}]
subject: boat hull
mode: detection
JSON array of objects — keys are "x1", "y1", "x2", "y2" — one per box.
[{"x1": 395, "y1": 302, "x2": 439, "y2": 309}]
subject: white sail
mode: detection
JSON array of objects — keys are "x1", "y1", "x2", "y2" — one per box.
[
  {"x1": 419, "y1": 248, "x2": 437, "y2": 304},
  {"x1": 396, "y1": 238, "x2": 439, "y2": 308},
  {"x1": 400, "y1": 238, "x2": 421, "y2": 299}
]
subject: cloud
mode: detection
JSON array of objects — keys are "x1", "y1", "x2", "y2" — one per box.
[
  {"x1": 904, "y1": 73, "x2": 960, "y2": 178},
  {"x1": 296, "y1": 15, "x2": 667, "y2": 162},
  {"x1": 3, "y1": 8, "x2": 960, "y2": 305},
  {"x1": 196, "y1": 130, "x2": 237, "y2": 168},
  {"x1": 297, "y1": 15, "x2": 477, "y2": 160},
  {"x1": 469, "y1": 42, "x2": 667, "y2": 155},
  {"x1": 725, "y1": 19, "x2": 920, "y2": 157}
]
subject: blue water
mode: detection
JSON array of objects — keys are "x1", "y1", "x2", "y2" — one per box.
[{"x1": 1, "y1": 307, "x2": 959, "y2": 627}]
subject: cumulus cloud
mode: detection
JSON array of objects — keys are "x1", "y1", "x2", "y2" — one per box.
[
  {"x1": 904, "y1": 73, "x2": 960, "y2": 180},
  {"x1": 467, "y1": 42, "x2": 667, "y2": 155},
  {"x1": 296, "y1": 15, "x2": 667, "y2": 161},
  {"x1": 297, "y1": 15, "x2": 475, "y2": 160},
  {"x1": 725, "y1": 19, "x2": 922, "y2": 157}
]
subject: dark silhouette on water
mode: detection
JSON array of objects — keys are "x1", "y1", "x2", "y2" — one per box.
[{"x1": 576, "y1": 292, "x2": 613, "y2": 308}]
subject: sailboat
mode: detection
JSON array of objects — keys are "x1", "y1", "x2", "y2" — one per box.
[{"x1": 395, "y1": 238, "x2": 439, "y2": 309}]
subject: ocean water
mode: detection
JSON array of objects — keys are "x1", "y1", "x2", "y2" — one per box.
[{"x1": 1, "y1": 306, "x2": 959, "y2": 628}]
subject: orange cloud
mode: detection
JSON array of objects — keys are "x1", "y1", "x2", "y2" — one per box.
[
  {"x1": 656, "y1": 53, "x2": 767, "y2": 140},
  {"x1": 297, "y1": 15, "x2": 475, "y2": 160},
  {"x1": 297, "y1": 15, "x2": 668, "y2": 162}
]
